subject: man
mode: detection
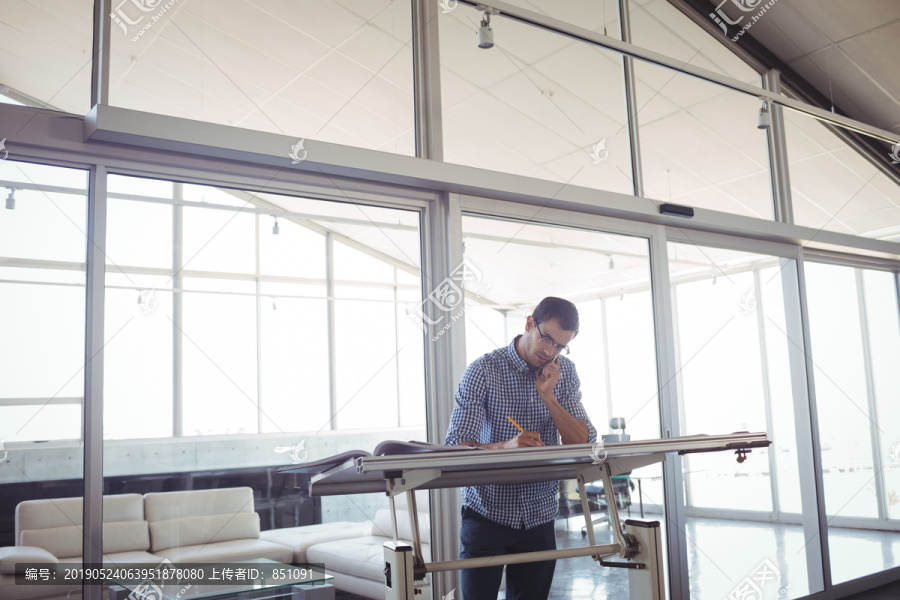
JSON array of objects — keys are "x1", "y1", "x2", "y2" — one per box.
[{"x1": 445, "y1": 296, "x2": 597, "y2": 600}]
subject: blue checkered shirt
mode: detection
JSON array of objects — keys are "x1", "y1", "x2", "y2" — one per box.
[{"x1": 445, "y1": 336, "x2": 597, "y2": 529}]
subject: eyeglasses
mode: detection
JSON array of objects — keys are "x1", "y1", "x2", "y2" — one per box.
[{"x1": 534, "y1": 322, "x2": 570, "y2": 355}]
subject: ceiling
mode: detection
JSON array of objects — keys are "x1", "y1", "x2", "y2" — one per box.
[
  {"x1": 698, "y1": 0, "x2": 900, "y2": 137},
  {"x1": 1, "y1": 0, "x2": 899, "y2": 268}
]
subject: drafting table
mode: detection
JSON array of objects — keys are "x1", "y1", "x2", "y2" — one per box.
[{"x1": 282, "y1": 432, "x2": 770, "y2": 600}]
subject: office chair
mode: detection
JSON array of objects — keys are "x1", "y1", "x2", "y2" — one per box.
[{"x1": 580, "y1": 417, "x2": 635, "y2": 536}]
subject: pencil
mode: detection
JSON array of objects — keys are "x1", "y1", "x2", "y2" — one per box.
[{"x1": 506, "y1": 416, "x2": 524, "y2": 432}]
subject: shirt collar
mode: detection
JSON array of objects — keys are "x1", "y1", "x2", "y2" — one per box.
[{"x1": 506, "y1": 335, "x2": 532, "y2": 374}]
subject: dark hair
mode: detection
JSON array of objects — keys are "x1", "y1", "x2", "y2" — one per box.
[{"x1": 532, "y1": 297, "x2": 579, "y2": 335}]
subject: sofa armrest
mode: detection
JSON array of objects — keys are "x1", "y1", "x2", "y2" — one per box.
[{"x1": 0, "y1": 546, "x2": 59, "y2": 574}]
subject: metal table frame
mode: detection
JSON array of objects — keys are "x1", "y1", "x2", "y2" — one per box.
[{"x1": 305, "y1": 432, "x2": 770, "y2": 600}]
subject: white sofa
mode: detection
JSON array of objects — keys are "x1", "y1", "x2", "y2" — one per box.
[
  {"x1": 305, "y1": 492, "x2": 432, "y2": 600},
  {"x1": 0, "y1": 487, "x2": 368, "y2": 600},
  {"x1": 0, "y1": 493, "x2": 155, "y2": 600},
  {"x1": 143, "y1": 488, "x2": 295, "y2": 563},
  {"x1": 0, "y1": 488, "x2": 438, "y2": 600}
]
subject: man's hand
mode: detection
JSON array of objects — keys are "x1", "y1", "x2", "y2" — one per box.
[
  {"x1": 535, "y1": 356, "x2": 561, "y2": 397},
  {"x1": 462, "y1": 431, "x2": 544, "y2": 450},
  {"x1": 534, "y1": 356, "x2": 591, "y2": 445},
  {"x1": 502, "y1": 431, "x2": 545, "y2": 448}
]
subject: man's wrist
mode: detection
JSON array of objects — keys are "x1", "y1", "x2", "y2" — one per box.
[{"x1": 538, "y1": 391, "x2": 558, "y2": 405}]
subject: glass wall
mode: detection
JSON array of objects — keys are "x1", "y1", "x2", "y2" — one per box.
[
  {"x1": 629, "y1": 0, "x2": 762, "y2": 85},
  {"x1": 805, "y1": 262, "x2": 900, "y2": 585},
  {"x1": 3, "y1": 0, "x2": 900, "y2": 597},
  {"x1": 0, "y1": 160, "x2": 87, "y2": 592},
  {"x1": 633, "y1": 62, "x2": 773, "y2": 219},
  {"x1": 784, "y1": 110, "x2": 900, "y2": 241},
  {"x1": 0, "y1": 160, "x2": 88, "y2": 441},
  {"x1": 100, "y1": 174, "x2": 427, "y2": 566},
  {"x1": 0, "y1": 0, "x2": 93, "y2": 113},
  {"x1": 669, "y1": 242, "x2": 814, "y2": 599},
  {"x1": 459, "y1": 211, "x2": 664, "y2": 598},
  {"x1": 439, "y1": 5, "x2": 633, "y2": 194},
  {"x1": 108, "y1": 0, "x2": 415, "y2": 155}
]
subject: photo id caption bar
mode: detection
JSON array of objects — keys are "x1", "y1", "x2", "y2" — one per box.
[{"x1": 14, "y1": 563, "x2": 326, "y2": 585}]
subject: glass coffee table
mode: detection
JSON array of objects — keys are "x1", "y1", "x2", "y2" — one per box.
[{"x1": 108, "y1": 558, "x2": 334, "y2": 600}]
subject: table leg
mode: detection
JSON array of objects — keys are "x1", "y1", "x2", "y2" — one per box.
[{"x1": 638, "y1": 479, "x2": 644, "y2": 519}]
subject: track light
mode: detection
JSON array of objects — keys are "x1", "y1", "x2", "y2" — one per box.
[
  {"x1": 476, "y1": 5, "x2": 499, "y2": 49},
  {"x1": 272, "y1": 217, "x2": 280, "y2": 235},
  {"x1": 757, "y1": 100, "x2": 771, "y2": 129},
  {"x1": 5, "y1": 188, "x2": 15, "y2": 210}
]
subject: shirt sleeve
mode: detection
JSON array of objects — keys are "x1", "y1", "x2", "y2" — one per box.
[
  {"x1": 558, "y1": 361, "x2": 598, "y2": 444},
  {"x1": 444, "y1": 359, "x2": 488, "y2": 446}
]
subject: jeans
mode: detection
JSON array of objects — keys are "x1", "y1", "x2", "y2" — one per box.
[{"x1": 459, "y1": 507, "x2": 557, "y2": 600}]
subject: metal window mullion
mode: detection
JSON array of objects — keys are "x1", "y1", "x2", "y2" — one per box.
[
  {"x1": 425, "y1": 193, "x2": 462, "y2": 599},
  {"x1": 855, "y1": 269, "x2": 887, "y2": 521},
  {"x1": 393, "y1": 266, "x2": 402, "y2": 427},
  {"x1": 754, "y1": 268, "x2": 780, "y2": 518},
  {"x1": 83, "y1": 165, "x2": 107, "y2": 600},
  {"x1": 256, "y1": 213, "x2": 263, "y2": 435},
  {"x1": 670, "y1": 283, "x2": 691, "y2": 510},
  {"x1": 90, "y1": 0, "x2": 110, "y2": 106},
  {"x1": 649, "y1": 226, "x2": 689, "y2": 600},
  {"x1": 172, "y1": 188, "x2": 184, "y2": 437},
  {"x1": 791, "y1": 254, "x2": 830, "y2": 592},
  {"x1": 0, "y1": 397, "x2": 83, "y2": 406},
  {"x1": 669, "y1": 286, "x2": 693, "y2": 508},
  {"x1": 618, "y1": 0, "x2": 644, "y2": 198},
  {"x1": 601, "y1": 297, "x2": 613, "y2": 421},
  {"x1": 325, "y1": 232, "x2": 337, "y2": 429},
  {"x1": 763, "y1": 70, "x2": 794, "y2": 224},
  {"x1": 411, "y1": 0, "x2": 443, "y2": 161}
]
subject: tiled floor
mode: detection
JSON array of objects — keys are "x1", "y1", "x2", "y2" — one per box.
[
  {"x1": 547, "y1": 520, "x2": 628, "y2": 599},
  {"x1": 335, "y1": 516, "x2": 900, "y2": 599}
]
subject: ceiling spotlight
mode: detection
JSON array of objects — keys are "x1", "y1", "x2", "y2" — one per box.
[
  {"x1": 476, "y1": 5, "x2": 499, "y2": 49},
  {"x1": 272, "y1": 217, "x2": 280, "y2": 235},
  {"x1": 5, "y1": 188, "x2": 15, "y2": 210},
  {"x1": 757, "y1": 100, "x2": 771, "y2": 130}
]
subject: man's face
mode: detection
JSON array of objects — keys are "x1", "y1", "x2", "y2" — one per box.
[{"x1": 520, "y1": 316, "x2": 576, "y2": 370}]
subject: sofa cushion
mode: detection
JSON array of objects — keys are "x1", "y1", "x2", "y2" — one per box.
[
  {"x1": 16, "y1": 494, "x2": 143, "y2": 533},
  {"x1": 307, "y1": 537, "x2": 430, "y2": 583},
  {"x1": 19, "y1": 520, "x2": 151, "y2": 559},
  {"x1": 54, "y1": 550, "x2": 159, "y2": 566},
  {"x1": 259, "y1": 522, "x2": 369, "y2": 564},
  {"x1": 152, "y1": 539, "x2": 292, "y2": 564},
  {"x1": 144, "y1": 487, "x2": 255, "y2": 521},
  {"x1": 19, "y1": 526, "x2": 81, "y2": 561},
  {"x1": 0, "y1": 546, "x2": 59, "y2": 574},
  {"x1": 149, "y1": 511, "x2": 260, "y2": 552},
  {"x1": 96, "y1": 550, "x2": 160, "y2": 564},
  {"x1": 103, "y1": 520, "x2": 151, "y2": 554},
  {"x1": 370, "y1": 509, "x2": 431, "y2": 542}
]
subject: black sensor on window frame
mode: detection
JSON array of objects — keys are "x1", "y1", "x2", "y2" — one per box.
[{"x1": 659, "y1": 203, "x2": 694, "y2": 218}]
